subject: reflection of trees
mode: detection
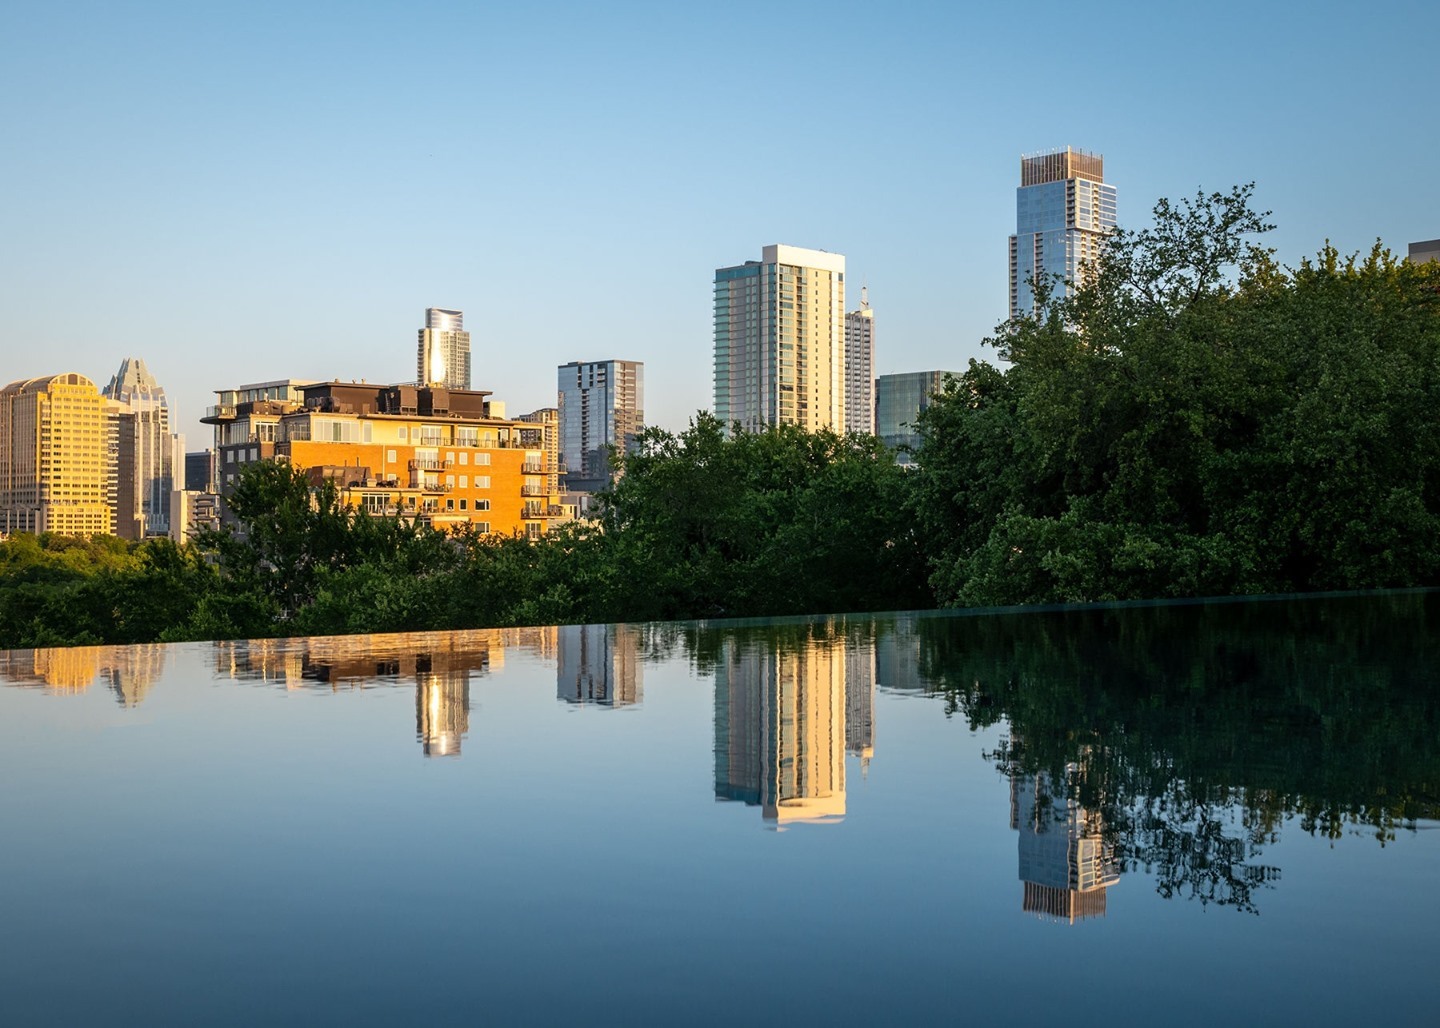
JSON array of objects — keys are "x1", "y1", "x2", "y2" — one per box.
[{"x1": 920, "y1": 594, "x2": 1439, "y2": 912}]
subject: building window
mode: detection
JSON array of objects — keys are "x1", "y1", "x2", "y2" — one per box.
[
  {"x1": 473, "y1": 476, "x2": 490, "y2": 489},
  {"x1": 475, "y1": 499, "x2": 490, "y2": 511},
  {"x1": 446, "y1": 499, "x2": 454, "y2": 510},
  {"x1": 458, "y1": 476, "x2": 467, "y2": 488},
  {"x1": 474, "y1": 453, "x2": 490, "y2": 466},
  {"x1": 459, "y1": 499, "x2": 467, "y2": 510},
  {"x1": 458, "y1": 452, "x2": 468, "y2": 465},
  {"x1": 386, "y1": 449, "x2": 396, "y2": 463}
]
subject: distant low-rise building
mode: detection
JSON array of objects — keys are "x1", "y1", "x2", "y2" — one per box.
[
  {"x1": 203, "y1": 379, "x2": 566, "y2": 537},
  {"x1": 1408, "y1": 239, "x2": 1440, "y2": 265}
]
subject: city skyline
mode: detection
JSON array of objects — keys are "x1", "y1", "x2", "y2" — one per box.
[{"x1": 2, "y1": 3, "x2": 1435, "y2": 449}]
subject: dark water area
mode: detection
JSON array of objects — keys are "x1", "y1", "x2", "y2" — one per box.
[{"x1": 2, "y1": 592, "x2": 1437, "y2": 1025}]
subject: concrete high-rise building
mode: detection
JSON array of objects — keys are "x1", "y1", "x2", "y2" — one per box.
[
  {"x1": 1009, "y1": 148, "x2": 1117, "y2": 318},
  {"x1": 557, "y1": 359, "x2": 644, "y2": 488},
  {"x1": 844, "y1": 288, "x2": 875, "y2": 435},
  {"x1": 417, "y1": 307, "x2": 471, "y2": 389},
  {"x1": 1408, "y1": 239, "x2": 1440, "y2": 265},
  {"x1": 0, "y1": 373, "x2": 113, "y2": 536},
  {"x1": 714, "y1": 244, "x2": 846, "y2": 434},
  {"x1": 875, "y1": 370, "x2": 961, "y2": 463},
  {"x1": 101, "y1": 357, "x2": 174, "y2": 539}
]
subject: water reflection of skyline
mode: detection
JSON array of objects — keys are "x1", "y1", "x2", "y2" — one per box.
[
  {"x1": 0, "y1": 644, "x2": 167, "y2": 706},
  {"x1": 713, "y1": 627, "x2": 861, "y2": 828},
  {"x1": 557, "y1": 624, "x2": 642, "y2": 707},
  {"x1": 1010, "y1": 761, "x2": 1119, "y2": 924}
]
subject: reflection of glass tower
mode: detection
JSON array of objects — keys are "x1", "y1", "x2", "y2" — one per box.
[
  {"x1": 714, "y1": 635, "x2": 846, "y2": 827},
  {"x1": 875, "y1": 619, "x2": 924, "y2": 693},
  {"x1": 1010, "y1": 764, "x2": 1118, "y2": 923},
  {"x1": 556, "y1": 623, "x2": 642, "y2": 707},
  {"x1": 416, "y1": 666, "x2": 470, "y2": 758}
]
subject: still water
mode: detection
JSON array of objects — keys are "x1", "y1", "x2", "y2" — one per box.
[{"x1": 1, "y1": 593, "x2": 1437, "y2": 1025}]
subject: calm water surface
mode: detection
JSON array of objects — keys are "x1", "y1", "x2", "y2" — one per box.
[{"x1": 2, "y1": 593, "x2": 1437, "y2": 1025}]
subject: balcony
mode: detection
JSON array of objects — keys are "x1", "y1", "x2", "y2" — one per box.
[
  {"x1": 202, "y1": 404, "x2": 237, "y2": 423},
  {"x1": 409, "y1": 458, "x2": 453, "y2": 470},
  {"x1": 520, "y1": 484, "x2": 545, "y2": 496},
  {"x1": 521, "y1": 504, "x2": 545, "y2": 519},
  {"x1": 521, "y1": 461, "x2": 547, "y2": 474}
]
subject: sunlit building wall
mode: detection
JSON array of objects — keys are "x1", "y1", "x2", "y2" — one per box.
[
  {"x1": 204, "y1": 380, "x2": 566, "y2": 538},
  {"x1": 1009, "y1": 147, "x2": 1116, "y2": 318},
  {"x1": 714, "y1": 244, "x2": 846, "y2": 434},
  {"x1": 417, "y1": 307, "x2": 471, "y2": 390},
  {"x1": 0, "y1": 373, "x2": 113, "y2": 537}
]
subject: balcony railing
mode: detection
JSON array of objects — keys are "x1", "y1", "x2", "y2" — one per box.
[
  {"x1": 203, "y1": 404, "x2": 237, "y2": 421},
  {"x1": 409, "y1": 458, "x2": 453, "y2": 470},
  {"x1": 521, "y1": 461, "x2": 547, "y2": 474},
  {"x1": 520, "y1": 484, "x2": 545, "y2": 496},
  {"x1": 521, "y1": 504, "x2": 545, "y2": 518}
]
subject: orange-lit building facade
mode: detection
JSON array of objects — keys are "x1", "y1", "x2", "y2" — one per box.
[
  {"x1": 203, "y1": 380, "x2": 567, "y2": 537},
  {"x1": 0, "y1": 373, "x2": 113, "y2": 537}
]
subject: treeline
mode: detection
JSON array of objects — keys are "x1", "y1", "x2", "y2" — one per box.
[{"x1": 3, "y1": 184, "x2": 1440, "y2": 647}]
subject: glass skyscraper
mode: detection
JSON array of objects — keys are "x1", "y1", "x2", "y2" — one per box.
[
  {"x1": 557, "y1": 359, "x2": 644, "y2": 488},
  {"x1": 1008, "y1": 148, "x2": 1116, "y2": 318},
  {"x1": 875, "y1": 370, "x2": 960, "y2": 463}
]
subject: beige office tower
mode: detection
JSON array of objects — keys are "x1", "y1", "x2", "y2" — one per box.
[
  {"x1": 101, "y1": 357, "x2": 174, "y2": 540},
  {"x1": 844, "y1": 288, "x2": 875, "y2": 435},
  {"x1": 0, "y1": 373, "x2": 113, "y2": 536},
  {"x1": 417, "y1": 307, "x2": 471, "y2": 389},
  {"x1": 714, "y1": 244, "x2": 845, "y2": 433},
  {"x1": 714, "y1": 632, "x2": 847, "y2": 826}
]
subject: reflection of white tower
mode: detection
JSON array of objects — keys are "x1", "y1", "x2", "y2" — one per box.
[
  {"x1": 556, "y1": 624, "x2": 642, "y2": 707},
  {"x1": 1010, "y1": 764, "x2": 1118, "y2": 923},
  {"x1": 844, "y1": 643, "x2": 875, "y2": 771},
  {"x1": 714, "y1": 635, "x2": 846, "y2": 827}
]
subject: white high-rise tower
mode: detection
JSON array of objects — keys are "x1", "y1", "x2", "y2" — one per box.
[{"x1": 417, "y1": 307, "x2": 471, "y2": 389}]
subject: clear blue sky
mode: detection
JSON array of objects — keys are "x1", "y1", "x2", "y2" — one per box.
[{"x1": 2, "y1": 0, "x2": 1435, "y2": 446}]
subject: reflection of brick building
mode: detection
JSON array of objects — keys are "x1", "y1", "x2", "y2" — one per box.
[
  {"x1": 1010, "y1": 765, "x2": 1118, "y2": 923},
  {"x1": 714, "y1": 633, "x2": 847, "y2": 827},
  {"x1": 215, "y1": 630, "x2": 510, "y2": 758},
  {"x1": 556, "y1": 623, "x2": 642, "y2": 707}
]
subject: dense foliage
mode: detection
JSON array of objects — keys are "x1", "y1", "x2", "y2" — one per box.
[
  {"x1": 3, "y1": 184, "x2": 1439, "y2": 646},
  {"x1": 911, "y1": 185, "x2": 1440, "y2": 604}
]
